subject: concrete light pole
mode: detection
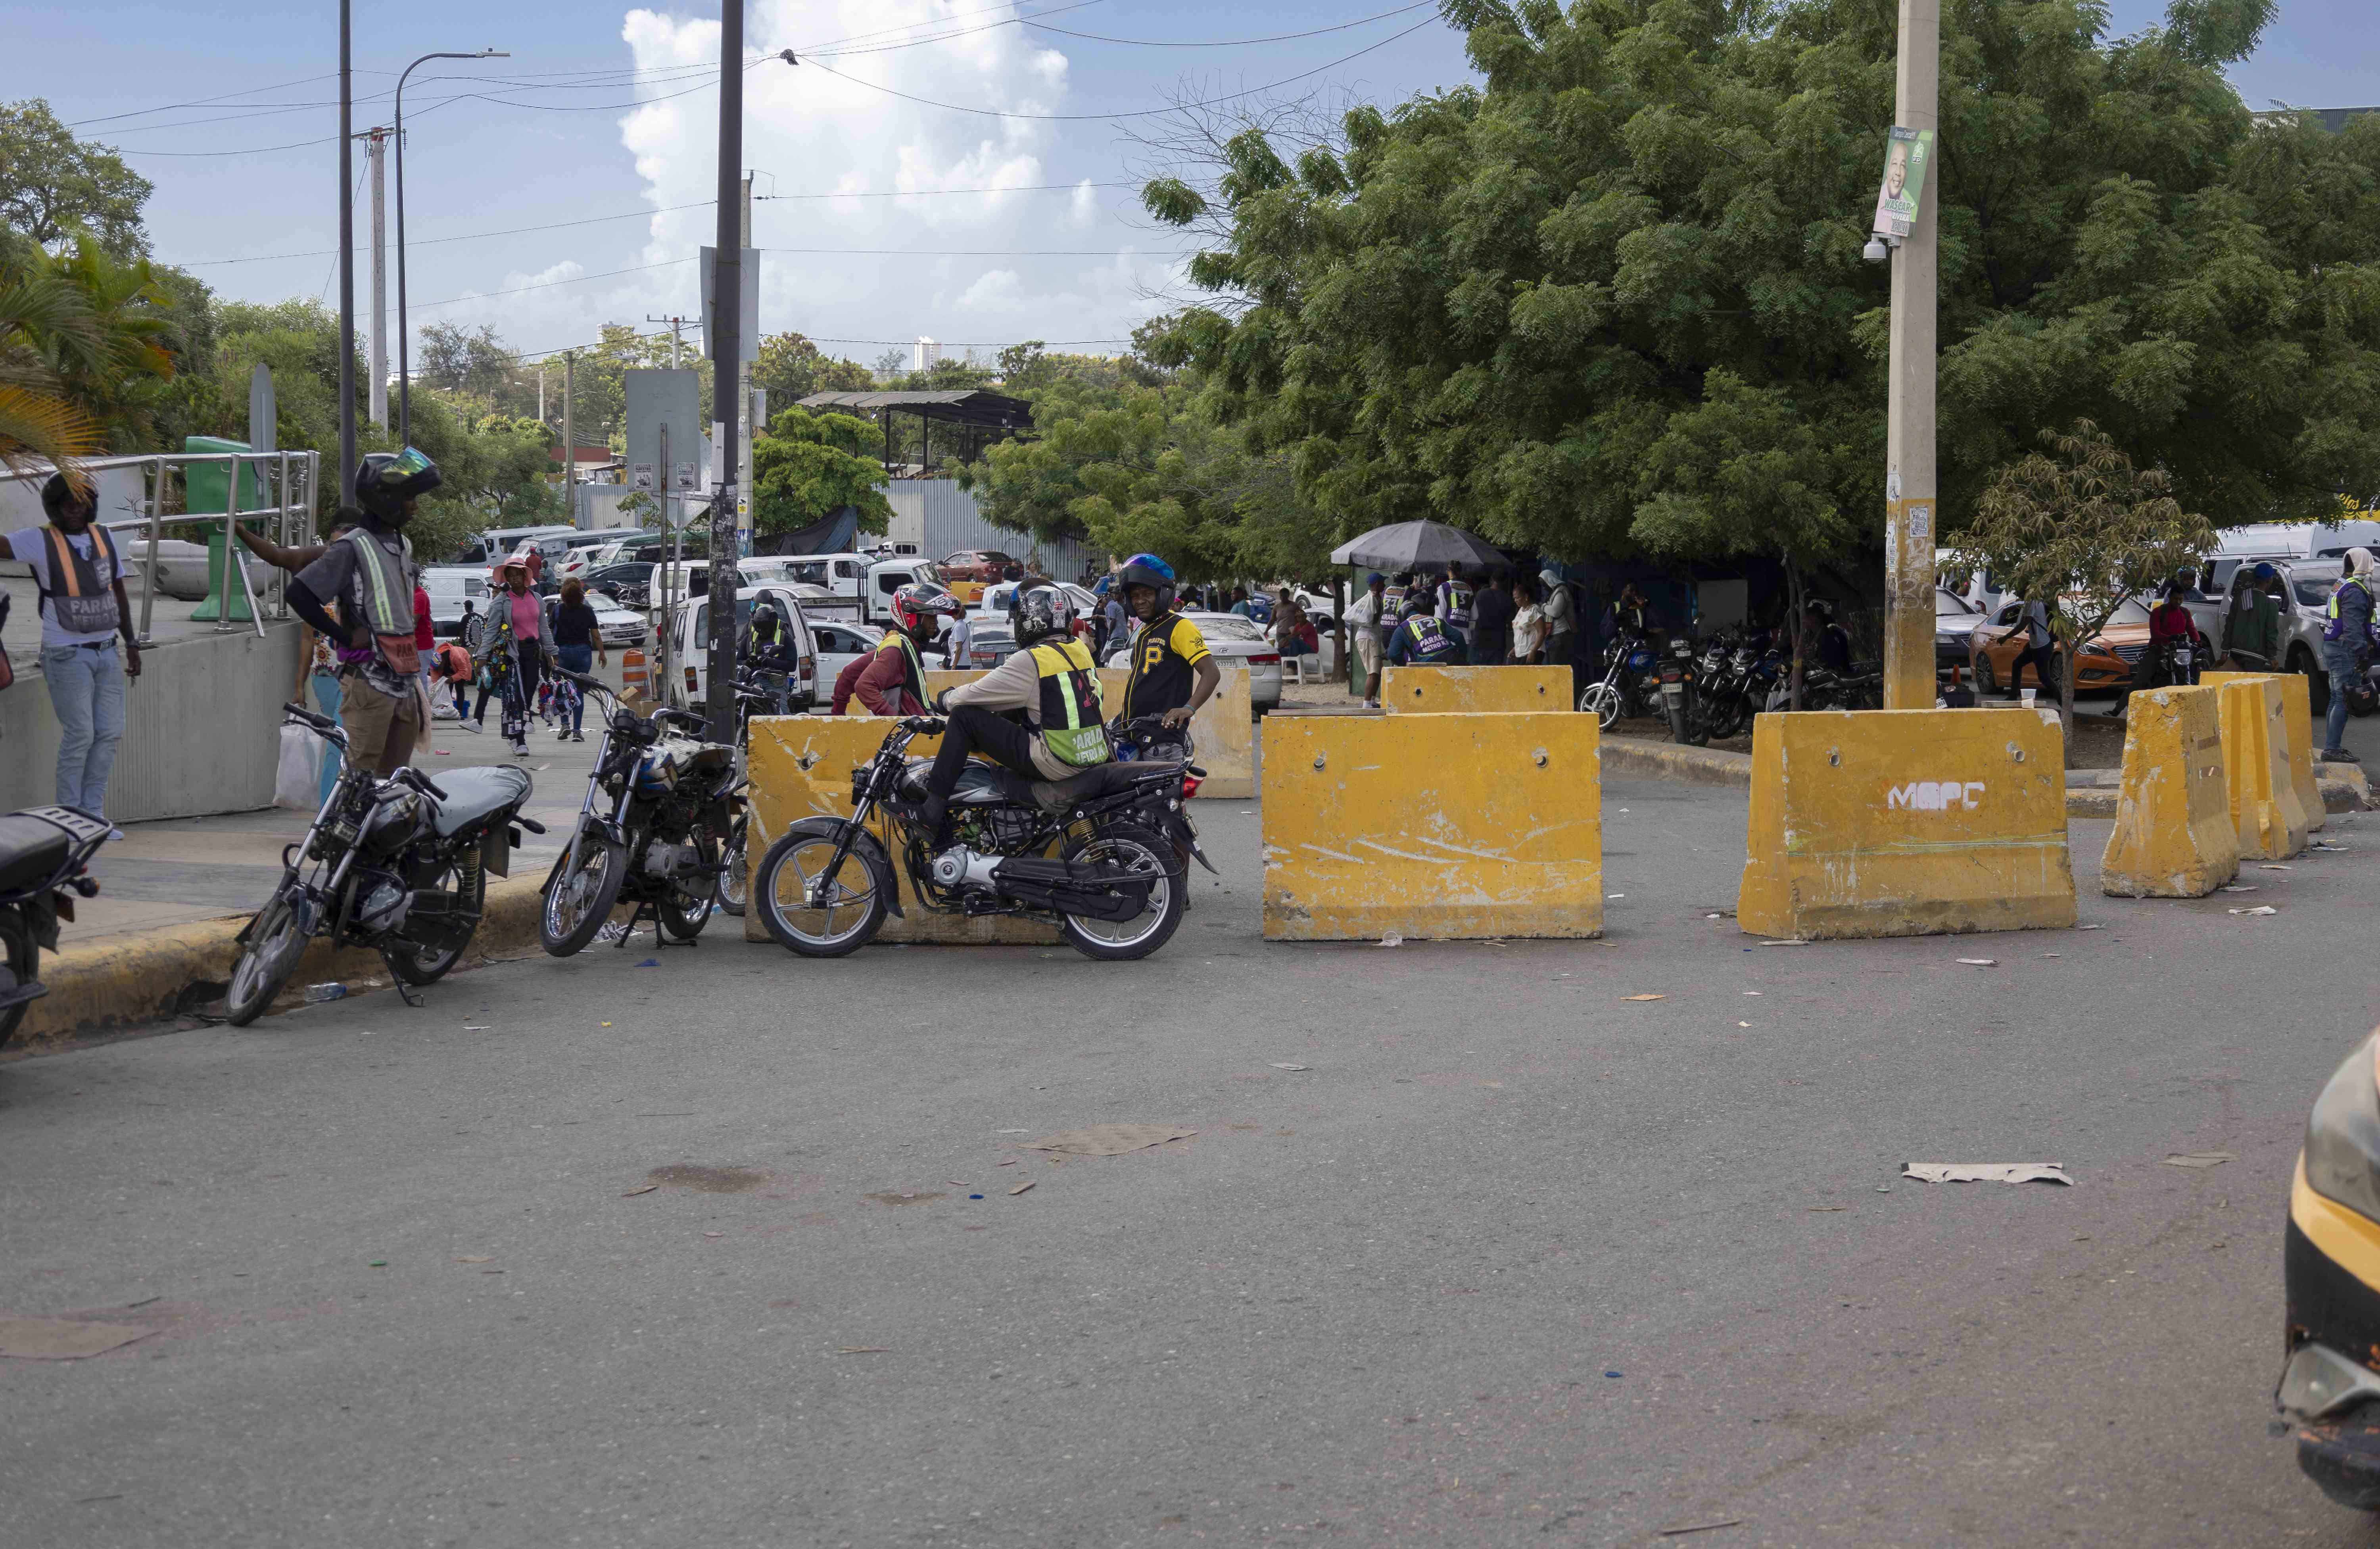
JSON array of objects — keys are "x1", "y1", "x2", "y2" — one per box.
[
  {"x1": 395, "y1": 47, "x2": 509, "y2": 445},
  {"x1": 337, "y1": 1, "x2": 355, "y2": 506},
  {"x1": 1881, "y1": 0, "x2": 1940, "y2": 711},
  {"x1": 367, "y1": 127, "x2": 388, "y2": 428}
]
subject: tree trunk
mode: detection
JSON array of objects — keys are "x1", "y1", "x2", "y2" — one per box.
[{"x1": 1786, "y1": 553, "x2": 1806, "y2": 713}]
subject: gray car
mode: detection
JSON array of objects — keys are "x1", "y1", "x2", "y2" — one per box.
[{"x1": 2217, "y1": 557, "x2": 2343, "y2": 709}]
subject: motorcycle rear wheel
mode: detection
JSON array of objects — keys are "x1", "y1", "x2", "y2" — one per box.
[
  {"x1": 1578, "y1": 681, "x2": 1623, "y2": 730},
  {"x1": 384, "y1": 855, "x2": 484, "y2": 986},
  {"x1": 226, "y1": 888, "x2": 306, "y2": 1027},
  {"x1": 0, "y1": 914, "x2": 36, "y2": 1048},
  {"x1": 714, "y1": 813, "x2": 749, "y2": 917},
  {"x1": 656, "y1": 834, "x2": 718, "y2": 942},
  {"x1": 756, "y1": 824, "x2": 887, "y2": 957},
  {"x1": 1058, "y1": 822, "x2": 1184, "y2": 962},
  {"x1": 541, "y1": 831, "x2": 626, "y2": 958}
]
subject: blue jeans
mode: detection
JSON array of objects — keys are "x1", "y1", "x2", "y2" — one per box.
[
  {"x1": 555, "y1": 644, "x2": 593, "y2": 734},
  {"x1": 310, "y1": 668, "x2": 345, "y2": 803},
  {"x1": 2324, "y1": 638, "x2": 2361, "y2": 752},
  {"x1": 41, "y1": 640, "x2": 126, "y2": 817}
]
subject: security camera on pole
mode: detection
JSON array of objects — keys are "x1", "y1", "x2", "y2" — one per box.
[{"x1": 1872, "y1": 0, "x2": 1940, "y2": 711}]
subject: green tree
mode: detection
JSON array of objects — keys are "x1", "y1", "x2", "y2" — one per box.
[
  {"x1": 752, "y1": 330, "x2": 871, "y2": 407},
  {"x1": 416, "y1": 320, "x2": 515, "y2": 403},
  {"x1": 1139, "y1": 0, "x2": 2380, "y2": 575},
  {"x1": 1952, "y1": 420, "x2": 2217, "y2": 736},
  {"x1": 749, "y1": 406, "x2": 892, "y2": 536},
  {"x1": 0, "y1": 100, "x2": 152, "y2": 260}
]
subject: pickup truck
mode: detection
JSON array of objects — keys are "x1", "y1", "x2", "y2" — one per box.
[{"x1": 767, "y1": 555, "x2": 944, "y2": 630}]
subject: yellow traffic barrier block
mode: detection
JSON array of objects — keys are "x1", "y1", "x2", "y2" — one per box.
[
  {"x1": 1736, "y1": 709, "x2": 2075, "y2": 940},
  {"x1": 2099, "y1": 686, "x2": 2239, "y2": 898},
  {"x1": 2216, "y1": 677, "x2": 2310, "y2": 860},
  {"x1": 921, "y1": 664, "x2": 1253, "y2": 799},
  {"x1": 741, "y1": 715, "x2": 1059, "y2": 946},
  {"x1": 1382, "y1": 665, "x2": 1571, "y2": 713},
  {"x1": 2204, "y1": 670, "x2": 2324, "y2": 832},
  {"x1": 1260, "y1": 712, "x2": 1601, "y2": 941}
]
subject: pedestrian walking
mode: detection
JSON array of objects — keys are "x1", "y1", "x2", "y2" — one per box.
[
  {"x1": 491, "y1": 552, "x2": 544, "y2": 755},
  {"x1": 413, "y1": 579, "x2": 434, "y2": 706},
  {"x1": 1538, "y1": 569, "x2": 1578, "y2": 701},
  {"x1": 1511, "y1": 575, "x2": 1546, "y2": 665},
  {"x1": 2005, "y1": 591, "x2": 2057, "y2": 702},
  {"x1": 549, "y1": 578, "x2": 605, "y2": 742},
  {"x1": 9, "y1": 473, "x2": 141, "y2": 825},
  {"x1": 1469, "y1": 566, "x2": 1513, "y2": 665},
  {"x1": 1343, "y1": 572, "x2": 1390, "y2": 707},
  {"x1": 2322, "y1": 547, "x2": 2380, "y2": 763}
]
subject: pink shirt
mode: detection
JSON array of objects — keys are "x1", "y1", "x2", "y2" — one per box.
[{"x1": 507, "y1": 587, "x2": 541, "y2": 641}]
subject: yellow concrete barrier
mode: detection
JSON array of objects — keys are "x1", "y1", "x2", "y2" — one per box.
[
  {"x1": 920, "y1": 664, "x2": 1253, "y2": 799},
  {"x1": 741, "y1": 715, "x2": 1060, "y2": 945},
  {"x1": 2204, "y1": 670, "x2": 2324, "y2": 832},
  {"x1": 2099, "y1": 686, "x2": 2239, "y2": 898},
  {"x1": 1259, "y1": 712, "x2": 1601, "y2": 941},
  {"x1": 2215, "y1": 676, "x2": 2310, "y2": 860},
  {"x1": 1736, "y1": 709, "x2": 2075, "y2": 940},
  {"x1": 1382, "y1": 665, "x2": 1571, "y2": 714}
]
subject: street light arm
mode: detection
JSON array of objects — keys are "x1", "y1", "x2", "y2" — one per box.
[{"x1": 394, "y1": 48, "x2": 511, "y2": 447}]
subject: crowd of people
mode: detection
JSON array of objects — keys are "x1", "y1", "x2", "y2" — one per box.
[{"x1": 1340, "y1": 566, "x2": 1587, "y2": 709}]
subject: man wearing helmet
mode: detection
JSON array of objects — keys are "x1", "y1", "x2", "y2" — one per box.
[
  {"x1": 919, "y1": 585, "x2": 1111, "y2": 849},
  {"x1": 1117, "y1": 552, "x2": 1219, "y2": 729},
  {"x1": 2321, "y1": 547, "x2": 2380, "y2": 763},
  {"x1": 853, "y1": 582, "x2": 960, "y2": 717},
  {"x1": 742, "y1": 600, "x2": 798, "y2": 714},
  {"x1": 286, "y1": 449, "x2": 440, "y2": 776}
]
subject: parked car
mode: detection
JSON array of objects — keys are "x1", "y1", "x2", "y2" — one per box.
[
  {"x1": 589, "y1": 596, "x2": 647, "y2": 650},
  {"x1": 1934, "y1": 587, "x2": 1984, "y2": 671},
  {"x1": 585, "y1": 561, "x2": 655, "y2": 609},
  {"x1": 809, "y1": 619, "x2": 883, "y2": 692},
  {"x1": 1967, "y1": 597, "x2": 2140, "y2": 698},
  {"x1": 935, "y1": 549, "x2": 1017, "y2": 604},
  {"x1": 420, "y1": 565, "x2": 493, "y2": 638},
  {"x1": 1102, "y1": 610, "x2": 1284, "y2": 713},
  {"x1": 450, "y1": 524, "x2": 577, "y2": 567}
]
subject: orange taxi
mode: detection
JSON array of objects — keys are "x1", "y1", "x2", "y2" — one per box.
[{"x1": 1967, "y1": 596, "x2": 2150, "y2": 697}]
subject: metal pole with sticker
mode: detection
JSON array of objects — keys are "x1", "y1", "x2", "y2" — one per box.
[{"x1": 1881, "y1": 0, "x2": 1940, "y2": 712}]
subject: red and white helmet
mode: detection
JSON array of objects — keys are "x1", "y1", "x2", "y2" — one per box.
[{"x1": 889, "y1": 582, "x2": 962, "y2": 635}]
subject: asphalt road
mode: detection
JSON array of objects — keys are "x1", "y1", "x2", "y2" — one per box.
[{"x1": 5, "y1": 779, "x2": 2378, "y2": 1547}]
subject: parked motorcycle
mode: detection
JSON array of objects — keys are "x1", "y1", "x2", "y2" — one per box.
[
  {"x1": 0, "y1": 805, "x2": 111, "y2": 1047},
  {"x1": 1656, "y1": 629, "x2": 1709, "y2": 746},
  {"x1": 540, "y1": 671, "x2": 743, "y2": 955},
  {"x1": 225, "y1": 705, "x2": 539, "y2": 1025},
  {"x1": 1578, "y1": 633, "x2": 1658, "y2": 729},
  {"x1": 752, "y1": 714, "x2": 1205, "y2": 961}
]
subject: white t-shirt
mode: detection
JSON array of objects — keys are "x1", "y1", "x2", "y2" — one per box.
[{"x1": 8, "y1": 527, "x2": 123, "y2": 648}]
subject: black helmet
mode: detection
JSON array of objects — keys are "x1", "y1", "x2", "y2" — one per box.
[
  {"x1": 1117, "y1": 552, "x2": 1177, "y2": 613},
  {"x1": 41, "y1": 471, "x2": 94, "y2": 521},
  {"x1": 1014, "y1": 585, "x2": 1075, "y2": 647},
  {"x1": 355, "y1": 446, "x2": 441, "y2": 525},
  {"x1": 752, "y1": 600, "x2": 783, "y2": 634}
]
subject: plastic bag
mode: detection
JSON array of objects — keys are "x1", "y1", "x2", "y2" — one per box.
[{"x1": 273, "y1": 723, "x2": 320, "y2": 809}]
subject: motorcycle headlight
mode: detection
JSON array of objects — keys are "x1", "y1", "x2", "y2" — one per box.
[{"x1": 2305, "y1": 1031, "x2": 2380, "y2": 1224}]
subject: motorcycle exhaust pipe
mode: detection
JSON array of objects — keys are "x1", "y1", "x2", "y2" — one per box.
[{"x1": 990, "y1": 855, "x2": 1156, "y2": 923}]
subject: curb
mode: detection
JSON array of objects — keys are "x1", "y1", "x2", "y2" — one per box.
[
  {"x1": 1600, "y1": 737, "x2": 1752, "y2": 788},
  {"x1": 12, "y1": 872, "x2": 551, "y2": 1052}
]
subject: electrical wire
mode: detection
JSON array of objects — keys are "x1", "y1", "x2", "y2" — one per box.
[
  {"x1": 799, "y1": 16, "x2": 1440, "y2": 121},
  {"x1": 408, "y1": 260, "x2": 693, "y2": 312},
  {"x1": 1020, "y1": 1, "x2": 1438, "y2": 48}
]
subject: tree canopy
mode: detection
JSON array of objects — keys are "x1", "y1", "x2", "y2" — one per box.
[
  {"x1": 750, "y1": 406, "x2": 892, "y2": 536},
  {"x1": 0, "y1": 100, "x2": 152, "y2": 260},
  {"x1": 1139, "y1": 0, "x2": 2380, "y2": 578}
]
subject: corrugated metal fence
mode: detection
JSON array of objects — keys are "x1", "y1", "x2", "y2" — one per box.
[{"x1": 886, "y1": 480, "x2": 1101, "y2": 584}]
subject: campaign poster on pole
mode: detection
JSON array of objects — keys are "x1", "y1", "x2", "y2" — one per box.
[{"x1": 1871, "y1": 126, "x2": 1934, "y2": 239}]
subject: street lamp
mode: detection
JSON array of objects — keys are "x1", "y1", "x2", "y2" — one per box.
[{"x1": 395, "y1": 47, "x2": 509, "y2": 444}]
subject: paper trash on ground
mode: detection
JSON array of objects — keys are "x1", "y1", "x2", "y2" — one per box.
[
  {"x1": 2163, "y1": 1152, "x2": 2236, "y2": 1168},
  {"x1": 1900, "y1": 1163, "x2": 2073, "y2": 1186},
  {"x1": 1021, "y1": 1124, "x2": 1195, "y2": 1156},
  {"x1": 0, "y1": 1317, "x2": 153, "y2": 1359}
]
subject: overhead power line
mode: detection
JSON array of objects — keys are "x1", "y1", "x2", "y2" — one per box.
[{"x1": 1020, "y1": 1, "x2": 1439, "y2": 48}]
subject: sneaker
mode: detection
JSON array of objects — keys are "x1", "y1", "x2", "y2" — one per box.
[
  {"x1": 572, "y1": 731, "x2": 585, "y2": 742},
  {"x1": 512, "y1": 741, "x2": 530, "y2": 757},
  {"x1": 559, "y1": 726, "x2": 571, "y2": 740},
  {"x1": 2322, "y1": 748, "x2": 2361, "y2": 763},
  {"x1": 458, "y1": 718, "x2": 483, "y2": 734}
]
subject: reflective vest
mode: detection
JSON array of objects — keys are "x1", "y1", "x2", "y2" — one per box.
[
  {"x1": 34, "y1": 525, "x2": 121, "y2": 638},
  {"x1": 875, "y1": 629, "x2": 926, "y2": 705},
  {"x1": 342, "y1": 527, "x2": 420, "y2": 673},
  {"x1": 1441, "y1": 578, "x2": 1474, "y2": 628},
  {"x1": 1381, "y1": 583, "x2": 1408, "y2": 621},
  {"x1": 1028, "y1": 638, "x2": 1111, "y2": 768},
  {"x1": 1402, "y1": 615, "x2": 1458, "y2": 662}
]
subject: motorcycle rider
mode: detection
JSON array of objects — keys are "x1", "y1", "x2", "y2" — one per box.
[
  {"x1": 1435, "y1": 567, "x2": 1476, "y2": 651},
  {"x1": 287, "y1": 450, "x2": 437, "y2": 776},
  {"x1": 1387, "y1": 592, "x2": 1469, "y2": 665},
  {"x1": 1117, "y1": 553, "x2": 1220, "y2": 729},
  {"x1": 2321, "y1": 547, "x2": 2380, "y2": 763},
  {"x1": 919, "y1": 586, "x2": 1113, "y2": 850},
  {"x1": 853, "y1": 582, "x2": 960, "y2": 717},
  {"x1": 742, "y1": 599, "x2": 798, "y2": 713}
]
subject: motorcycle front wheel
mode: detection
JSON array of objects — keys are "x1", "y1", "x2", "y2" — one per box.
[
  {"x1": 384, "y1": 854, "x2": 484, "y2": 987},
  {"x1": 1578, "y1": 681, "x2": 1623, "y2": 730},
  {"x1": 226, "y1": 886, "x2": 307, "y2": 1026},
  {"x1": 541, "y1": 830, "x2": 626, "y2": 957},
  {"x1": 0, "y1": 913, "x2": 37, "y2": 1048},
  {"x1": 756, "y1": 822, "x2": 888, "y2": 957},
  {"x1": 713, "y1": 813, "x2": 749, "y2": 917},
  {"x1": 1059, "y1": 822, "x2": 1184, "y2": 962},
  {"x1": 656, "y1": 834, "x2": 718, "y2": 943}
]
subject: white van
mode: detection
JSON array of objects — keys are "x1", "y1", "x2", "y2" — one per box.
[
  {"x1": 2215, "y1": 520, "x2": 2380, "y2": 562},
  {"x1": 451, "y1": 524, "x2": 577, "y2": 567},
  {"x1": 660, "y1": 584, "x2": 819, "y2": 711}
]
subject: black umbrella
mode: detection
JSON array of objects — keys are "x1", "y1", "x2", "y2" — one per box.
[{"x1": 1330, "y1": 520, "x2": 1505, "y2": 572}]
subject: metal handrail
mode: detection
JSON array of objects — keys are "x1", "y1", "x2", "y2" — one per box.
[{"x1": 0, "y1": 450, "x2": 317, "y2": 642}]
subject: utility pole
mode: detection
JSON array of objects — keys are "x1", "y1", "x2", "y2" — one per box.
[
  {"x1": 561, "y1": 350, "x2": 577, "y2": 526},
  {"x1": 705, "y1": 3, "x2": 746, "y2": 742},
  {"x1": 737, "y1": 173, "x2": 756, "y2": 561},
  {"x1": 1881, "y1": 0, "x2": 1940, "y2": 711},
  {"x1": 647, "y1": 314, "x2": 687, "y2": 368},
  {"x1": 336, "y1": 0, "x2": 355, "y2": 504},
  {"x1": 367, "y1": 127, "x2": 388, "y2": 428},
  {"x1": 537, "y1": 364, "x2": 545, "y2": 423}
]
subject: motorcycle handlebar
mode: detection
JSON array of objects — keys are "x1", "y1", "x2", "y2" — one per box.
[
  {"x1": 396, "y1": 766, "x2": 450, "y2": 803},
  {"x1": 654, "y1": 707, "x2": 708, "y2": 732},
  {"x1": 898, "y1": 716, "x2": 947, "y2": 736}
]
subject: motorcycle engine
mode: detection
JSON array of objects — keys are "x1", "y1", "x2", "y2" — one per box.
[
  {"x1": 641, "y1": 840, "x2": 702, "y2": 878},
  {"x1": 928, "y1": 846, "x2": 1004, "y2": 890},
  {"x1": 359, "y1": 792, "x2": 424, "y2": 859},
  {"x1": 355, "y1": 870, "x2": 411, "y2": 934}
]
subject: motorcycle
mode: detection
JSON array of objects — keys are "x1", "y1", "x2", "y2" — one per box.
[
  {"x1": 1577, "y1": 632, "x2": 1658, "y2": 729},
  {"x1": 1657, "y1": 629, "x2": 1709, "y2": 746},
  {"x1": 752, "y1": 713, "x2": 1207, "y2": 962},
  {"x1": 539, "y1": 671, "x2": 743, "y2": 955},
  {"x1": 1693, "y1": 634, "x2": 1756, "y2": 740},
  {"x1": 225, "y1": 705, "x2": 540, "y2": 1025},
  {"x1": 0, "y1": 804, "x2": 111, "y2": 1047}
]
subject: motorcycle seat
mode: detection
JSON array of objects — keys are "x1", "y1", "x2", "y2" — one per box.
[
  {"x1": 429, "y1": 765, "x2": 534, "y2": 838},
  {"x1": 1025, "y1": 760, "x2": 1181, "y2": 811},
  {"x1": 0, "y1": 813, "x2": 71, "y2": 896}
]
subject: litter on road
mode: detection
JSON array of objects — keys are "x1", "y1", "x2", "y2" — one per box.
[
  {"x1": 2230, "y1": 906, "x2": 2279, "y2": 917},
  {"x1": 1009, "y1": 1180, "x2": 1036, "y2": 1195},
  {"x1": 0, "y1": 1317, "x2": 153, "y2": 1360},
  {"x1": 2164, "y1": 1152, "x2": 2236, "y2": 1168},
  {"x1": 1021, "y1": 1124, "x2": 1194, "y2": 1156},
  {"x1": 1378, "y1": 933, "x2": 1403, "y2": 947},
  {"x1": 1622, "y1": 994, "x2": 1667, "y2": 1002},
  {"x1": 1269, "y1": 1062, "x2": 1310, "y2": 1071},
  {"x1": 1657, "y1": 1521, "x2": 1743, "y2": 1538},
  {"x1": 1901, "y1": 1163, "x2": 2073, "y2": 1186},
  {"x1": 1956, "y1": 958, "x2": 1998, "y2": 967}
]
